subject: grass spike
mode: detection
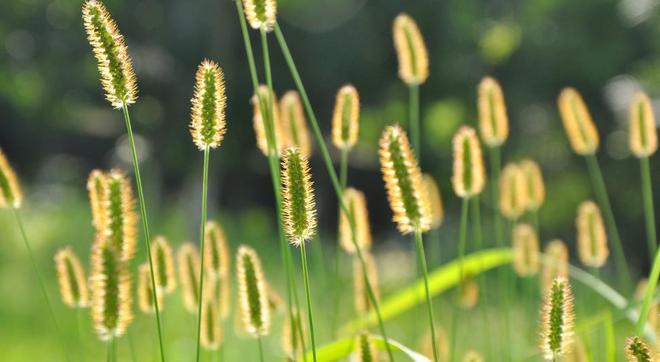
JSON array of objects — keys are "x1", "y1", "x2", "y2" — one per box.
[
  {"x1": 499, "y1": 162, "x2": 527, "y2": 220},
  {"x1": 452, "y1": 126, "x2": 486, "y2": 198},
  {"x1": 137, "y1": 263, "x2": 163, "y2": 314},
  {"x1": 203, "y1": 221, "x2": 230, "y2": 280},
  {"x1": 339, "y1": 188, "x2": 373, "y2": 254},
  {"x1": 422, "y1": 174, "x2": 444, "y2": 229},
  {"x1": 87, "y1": 169, "x2": 108, "y2": 230},
  {"x1": 242, "y1": 0, "x2": 277, "y2": 32},
  {"x1": 512, "y1": 223, "x2": 540, "y2": 277},
  {"x1": 539, "y1": 277, "x2": 575, "y2": 361},
  {"x1": 462, "y1": 350, "x2": 484, "y2": 362},
  {"x1": 282, "y1": 307, "x2": 307, "y2": 359},
  {"x1": 477, "y1": 76, "x2": 509, "y2": 147},
  {"x1": 331, "y1": 84, "x2": 360, "y2": 151},
  {"x1": 519, "y1": 159, "x2": 545, "y2": 211},
  {"x1": 392, "y1": 13, "x2": 429, "y2": 85},
  {"x1": 190, "y1": 59, "x2": 227, "y2": 150},
  {"x1": 177, "y1": 242, "x2": 201, "y2": 313},
  {"x1": 557, "y1": 87, "x2": 599, "y2": 155},
  {"x1": 355, "y1": 331, "x2": 379, "y2": 362},
  {"x1": 576, "y1": 200, "x2": 609, "y2": 268},
  {"x1": 102, "y1": 169, "x2": 138, "y2": 261},
  {"x1": 253, "y1": 85, "x2": 286, "y2": 156},
  {"x1": 281, "y1": 90, "x2": 313, "y2": 158},
  {"x1": 629, "y1": 92, "x2": 658, "y2": 158},
  {"x1": 54, "y1": 247, "x2": 89, "y2": 308},
  {"x1": 200, "y1": 284, "x2": 223, "y2": 351},
  {"x1": 280, "y1": 147, "x2": 317, "y2": 245},
  {"x1": 625, "y1": 336, "x2": 656, "y2": 362},
  {"x1": 236, "y1": 245, "x2": 271, "y2": 337},
  {"x1": 541, "y1": 240, "x2": 569, "y2": 292},
  {"x1": 150, "y1": 235, "x2": 177, "y2": 294},
  {"x1": 0, "y1": 148, "x2": 23, "y2": 209}
]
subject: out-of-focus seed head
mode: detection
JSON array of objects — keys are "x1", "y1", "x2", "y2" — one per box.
[
  {"x1": 477, "y1": 76, "x2": 509, "y2": 147},
  {"x1": 282, "y1": 308, "x2": 307, "y2": 359},
  {"x1": 339, "y1": 188, "x2": 373, "y2": 254},
  {"x1": 236, "y1": 245, "x2": 270, "y2": 337},
  {"x1": 54, "y1": 247, "x2": 89, "y2": 308},
  {"x1": 281, "y1": 147, "x2": 317, "y2": 245},
  {"x1": 629, "y1": 92, "x2": 658, "y2": 158},
  {"x1": 265, "y1": 281, "x2": 285, "y2": 314},
  {"x1": 354, "y1": 331, "x2": 379, "y2": 362},
  {"x1": 204, "y1": 221, "x2": 230, "y2": 280},
  {"x1": 87, "y1": 169, "x2": 107, "y2": 231},
  {"x1": 540, "y1": 277, "x2": 575, "y2": 361},
  {"x1": 0, "y1": 148, "x2": 23, "y2": 209},
  {"x1": 177, "y1": 242, "x2": 201, "y2": 313},
  {"x1": 354, "y1": 251, "x2": 380, "y2": 314},
  {"x1": 200, "y1": 289, "x2": 222, "y2": 350},
  {"x1": 541, "y1": 240, "x2": 569, "y2": 292},
  {"x1": 513, "y1": 223, "x2": 540, "y2": 277},
  {"x1": 280, "y1": 91, "x2": 312, "y2": 158},
  {"x1": 451, "y1": 126, "x2": 486, "y2": 198},
  {"x1": 190, "y1": 59, "x2": 227, "y2": 150},
  {"x1": 499, "y1": 162, "x2": 528, "y2": 220},
  {"x1": 137, "y1": 263, "x2": 163, "y2": 314},
  {"x1": 420, "y1": 326, "x2": 450, "y2": 361},
  {"x1": 462, "y1": 350, "x2": 485, "y2": 362},
  {"x1": 392, "y1": 13, "x2": 429, "y2": 85},
  {"x1": 332, "y1": 85, "x2": 360, "y2": 151},
  {"x1": 242, "y1": 0, "x2": 277, "y2": 32},
  {"x1": 151, "y1": 235, "x2": 177, "y2": 294},
  {"x1": 82, "y1": 0, "x2": 137, "y2": 108},
  {"x1": 253, "y1": 85, "x2": 286, "y2": 156},
  {"x1": 576, "y1": 200, "x2": 609, "y2": 268},
  {"x1": 103, "y1": 169, "x2": 137, "y2": 261},
  {"x1": 459, "y1": 276, "x2": 480, "y2": 310},
  {"x1": 422, "y1": 174, "x2": 444, "y2": 229},
  {"x1": 519, "y1": 159, "x2": 545, "y2": 211},
  {"x1": 557, "y1": 87, "x2": 599, "y2": 155},
  {"x1": 625, "y1": 336, "x2": 656, "y2": 362},
  {"x1": 379, "y1": 125, "x2": 431, "y2": 234}
]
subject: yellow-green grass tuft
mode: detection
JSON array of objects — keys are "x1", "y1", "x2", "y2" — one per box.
[
  {"x1": 353, "y1": 251, "x2": 380, "y2": 314},
  {"x1": 451, "y1": 126, "x2": 486, "y2": 199},
  {"x1": 541, "y1": 239, "x2": 569, "y2": 292},
  {"x1": 252, "y1": 85, "x2": 286, "y2": 156},
  {"x1": 282, "y1": 308, "x2": 307, "y2": 359},
  {"x1": 280, "y1": 90, "x2": 312, "y2": 158},
  {"x1": 177, "y1": 242, "x2": 201, "y2": 313},
  {"x1": 200, "y1": 284, "x2": 223, "y2": 350},
  {"x1": 242, "y1": 0, "x2": 277, "y2": 32},
  {"x1": 513, "y1": 223, "x2": 540, "y2": 277},
  {"x1": 576, "y1": 200, "x2": 609, "y2": 268},
  {"x1": 392, "y1": 13, "x2": 429, "y2": 85},
  {"x1": 629, "y1": 91, "x2": 658, "y2": 158},
  {"x1": 539, "y1": 277, "x2": 575, "y2": 361},
  {"x1": 626, "y1": 336, "x2": 656, "y2": 362},
  {"x1": 422, "y1": 174, "x2": 444, "y2": 229},
  {"x1": 519, "y1": 159, "x2": 545, "y2": 211},
  {"x1": 204, "y1": 220, "x2": 230, "y2": 280},
  {"x1": 557, "y1": 87, "x2": 599, "y2": 155},
  {"x1": 137, "y1": 263, "x2": 163, "y2": 314},
  {"x1": 281, "y1": 147, "x2": 317, "y2": 245},
  {"x1": 459, "y1": 276, "x2": 479, "y2": 310},
  {"x1": 354, "y1": 331, "x2": 379, "y2": 362},
  {"x1": 190, "y1": 59, "x2": 227, "y2": 150},
  {"x1": 0, "y1": 148, "x2": 23, "y2": 209},
  {"x1": 150, "y1": 235, "x2": 177, "y2": 294},
  {"x1": 339, "y1": 187, "x2": 372, "y2": 254},
  {"x1": 499, "y1": 162, "x2": 528, "y2": 220},
  {"x1": 236, "y1": 245, "x2": 270, "y2": 337},
  {"x1": 477, "y1": 76, "x2": 509, "y2": 147},
  {"x1": 87, "y1": 169, "x2": 107, "y2": 231},
  {"x1": 331, "y1": 84, "x2": 360, "y2": 151},
  {"x1": 102, "y1": 169, "x2": 138, "y2": 261},
  {"x1": 54, "y1": 247, "x2": 89, "y2": 308},
  {"x1": 419, "y1": 326, "x2": 449, "y2": 361}
]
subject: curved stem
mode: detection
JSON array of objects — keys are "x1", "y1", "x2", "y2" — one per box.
[
  {"x1": 300, "y1": 242, "x2": 318, "y2": 361},
  {"x1": 414, "y1": 230, "x2": 438, "y2": 362},
  {"x1": 640, "y1": 156, "x2": 657, "y2": 260},
  {"x1": 194, "y1": 147, "x2": 210, "y2": 362},
  {"x1": 409, "y1": 84, "x2": 420, "y2": 160}
]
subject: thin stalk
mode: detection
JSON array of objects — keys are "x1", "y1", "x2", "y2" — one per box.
[
  {"x1": 194, "y1": 147, "x2": 211, "y2": 362},
  {"x1": 640, "y1": 156, "x2": 657, "y2": 260},
  {"x1": 531, "y1": 210, "x2": 540, "y2": 236},
  {"x1": 339, "y1": 149, "x2": 349, "y2": 189},
  {"x1": 120, "y1": 105, "x2": 166, "y2": 362},
  {"x1": 584, "y1": 154, "x2": 632, "y2": 289},
  {"x1": 450, "y1": 198, "x2": 469, "y2": 362},
  {"x1": 637, "y1": 243, "x2": 660, "y2": 334},
  {"x1": 299, "y1": 242, "x2": 318, "y2": 362},
  {"x1": 489, "y1": 146, "x2": 503, "y2": 249},
  {"x1": 471, "y1": 197, "x2": 492, "y2": 357},
  {"x1": 409, "y1": 84, "x2": 420, "y2": 159},
  {"x1": 274, "y1": 23, "x2": 395, "y2": 362},
  {"x1": 331, "y1": 148, "x2": 349, "y2": 337},
  {"x1": 414, "y1": 230, "x2": 438, "y2": 362},
  {"x1": 112, "y1": 337, "x2": 117, "y2": 362},
  {"x1": 257, "y1": 336, "x2": 265, "y2": 362},
  {"x1": 128, "y1": 329, "x2": 136, "y2": 362},
  {"x1": 76, "y1": 308, "x2": 85, "y2": 361},
  {"x1": 106, "y1": 340, "x2": 112, "y2": 362}
]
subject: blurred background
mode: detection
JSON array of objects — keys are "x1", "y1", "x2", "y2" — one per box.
[{"x1": 2, "y1": 0, "x2": 660, "y2": 360}]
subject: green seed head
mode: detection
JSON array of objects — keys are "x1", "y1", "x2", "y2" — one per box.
[
  {"x1": 242, "y1": 0, "x2": 277, "y2": 32},
  {"x1": 355, "y1": 331, "x2": 378, "y2": 362},
  {"x1": 177, "y1": 242, "x2": 201, "y2": 313},
  {"x1": 103, "y1": 169, "x2": 137, "y2": 261},
  {"x1": 204, "y1": 221, "x2": 230, "y2": 280},
  {"x1": 190, "y1": 59, "x2": 227, "y2": 150},
  {"x1": 236, "y1": 245, "x2": 270, "y2": 337},
  {"x1": 625, "y1": 336, "x2": 655, "y2": 362},
  {"x1": 54, "y1": 247, "x2": 89, "y2": 308},
  {"x1": 281, "y1": 147, "x2": 317, "y2": 245},
  {"x1": 0, "y1": 148, "x2": 23, "y2": 209},
  {"x1": 151, "y1": 235, "x2": 177, "y2": 294},
  {"x1": 451, "y1": 126, "x2": 486, "y2": 199},
  {"x1": 629, "y1": 91, "x2": 658, "y2": 158},
  {"x1": 540, "y1": 277, "x2": 574, "y2": 361},
  {"x1": 331, "y1": 85, "x2": 360, "y2": 151}
]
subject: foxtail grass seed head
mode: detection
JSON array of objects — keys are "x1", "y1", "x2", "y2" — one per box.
[
  {"x1": 218, "y1": 276, "x2": 232, "y2": 320},
  {"x1": 420, "y1": 326, "x2": 450, "y2": 361},
  {"x1": 242, "y1": 0, "x2": 276, "y2": 32},
  {"x1": 540, "y1": 277, "x2": 575, "y2": 361},
  {"x1": 282, "y1": 308, "x2": 306, "y2": 359},
  {"x1": 499, "y1": 163, "x2": 528, "y2": 220},
  {"x1": 423, "y1": 174, "x2": 444, "y2": 229},
  {"x1": 281, "y1": 147, "x2": 317, "y2": 245},
  {"x1": 635, "y1": 279, "x2": 650, "y2": 301},
  {"x1": 576, "y1": 200, "x2": 609, "y2": 268},
  {"x1": 200, "y1": 291, "x2": 222, "y2": 351},
  {"x1": 177, "y1": 242, "x2": 201, "y2": 313},
  {"x1": 265, "y1": 282, "x2": 285, "y2": 313},
  {"x1": 459, "y1": 276, "x2": 479, "y2": 310},
  {"x1": 151, "y1": 235, "x2": 177, "y2": 294},
  {"x1": 477, "y1": 76, "x2": 509, "y2": 147},
  {"x1": 354, "y1": 331, "x2": 379, "y2": 362},
  {"x1": 281, "y1": 91, "x2": 312, "y2": 158},
  {"x1": 452, "y1": 126, "x2": 486, "y2": 198},
  {"x1": 190, "y1": 59, "x2": 227, "y2": 150},
  {"x1": 629, "y1": 92, "x2": 658, "y2": 158},
  {"x1": 54, "y1": 247, "x2": 89, "y2": 308},
  {"x1": 354, "y1": 251, "x2": 380, "y2": 314},
  {"x1": 542, "y1": 240, "x2": 569, "y2": 292},
  {"x1": 82, "y1": 0, "x2": 137, "y2": 108},
  {"x1": 0, "y1": 148, "x2": 23, "y2": 209},
  {"x1": 557, "y1": 87, "x2": 599, "y2": 155},
  {"x1": 392, "y1": 13, "x2": 429, "y2": 85},
  {"x1": 332, "y1": 85, "x2": 360, "y2": 151},
  {"x1": 103, "y1": 169, "x2": 137, "y2": 261},
  {"x1": 520, "y1": 159, "x2": 545, "y2": 211},
  {"x1": 236, "y1": 245, "x2": 270, "y2": 337},
  {"x1": 204, "y1": 221, "x2": 230, "y2": 280},
  {"x1": 339, "y1": 188, "x2": 373, "y2": 254},
  {"x1": 253, "y1": 85, "x2": 286, "y2": 156},
  {"x1": 462, "y1": 350, "x2": 485, "y2": 362},
  {"x1": 626, "y1": 336, "x2": 656, "y2": 362},
  {"x1": 87, "y1": 169, "x2": 107, "y2": 230},
  {"x1": 90, "y1": 237, "x2": 133, "y2": 340},
  {"x1": 137, "y1": 263, "x2": 163, "y2": 314},
  {"x1": 513, "y1": 223, "x2": 540, "y2": 277},
  {"x1": 379, "y1": 125, "x2": 431, "y2": 234}
]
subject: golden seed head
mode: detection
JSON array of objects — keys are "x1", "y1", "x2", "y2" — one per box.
[
  {"x1": 462, "y1": 350, "x2": 485, "y2": 362},
  {"x1": 242, "y1": 0, "x2": 277, "y2": 32},
  {"x1": 420, "y1": 326, "x2": 450, "y2": 361},
  {"x1": 0, "y1": 148, "x2": 23, "y2": 209},
  {"x1": 281, "y1": 147, "x2": 317, "y2": 245},
  {"x1": 452, "y1": 126, "x2": 486, "y2": 198},
  {"x1": 236, "y1": 245, "x2": 270, "y2": 337},
  {"x1": 280, "y1": 91, "x2": 312, "y2": 158},
  {"x1": 379, "y1": 125, "x2": 431, "y2": 234},
  {"x1": 331, "y1": 85, "x2": 360, "y2": 151},
  {"x1": 200, "y1": 289, "x2": 223, "y2": 350},
  {"x1": 339, "y1": 188, "x2": 373, "y2": 254},
  {"x1": 541, "y1": 239, "x2": 569, "y2": 292},
  {"x1": 137, "y1": 263, "x2": 163, "y2": 314},
  {"x1": 557, "y1": 87, "x2": 599, "y2": 155},
  {"x1": 459, "y1": 276, "x2": 480, "y2": 310},
  {"x1": 512, "y1": 223, "x2": 540, "y2": 277},
  {"x1": 629, "y1": 92, "x2": 658, "y2": 158},
  {"x1": 625, "y1": 336, "x2": 656, "y2": 362},
  {"x1": 393, "y1": 13, "x2": 429, "y2": 85},
  {"x1": 265, "y1": 282, "x2": 285, "y2": 314},
  {"x1": 354, "y1": 251, "x2": 380, "y2": 314},
  {"x1": 423, "y1": 174, "x2": 444, "y2": 229},
  {"x1": 477, "y1": 76, "x2": 509, "y2": 147},
  {"x1": 204, "y1": 221, "x2": 230, "y2": 280},
  {"x1": 540, "y1": 277, "x2": 575, "y2": 361},
  {"x1": 208, "y1": 275, "x2": 232, "y2": 321},
  {"x1": 87, "y1": 169, "x2": 108, "y2": 231},
  {"x1": 54, "y1": 247, "x2": 89, "y2": 308},
  {"x1": 354, "y1": 331, "x2": 379, "y2": 362},
  {"x1": 82, "y1": 0, "x2": 137, "y2": 108},
  {"x1": 253, "y1": 85, "x2": 286, "y2": 156},
  {"x1": 151, "y1": 235, "x2": 177, "y2": 294},
  {"x1": 282, "y1": 308, "x2": 307, "y2": 359},
  {"x1": 190, "y1": 59, "x2": 227, "y2": 150},
  {"x1": 177, "y1": 242, "x2": 201, "y2": 313},
  {"x1": 499, "y1": 162, "x2": 528, "y2": 220},
  {"x1": 90, "y1": 236, "x2": 133, "y2": 340},
  {"x1": 103, "y1": 169, "x2": 138, "y2": 261},
  {"x1": 576, "y1": 200, "x2": 609, "y2": 268},
  {"x1": 519, "y1": 159, "x2": 545, "y2": 211},
  {"x1": 635, "y1": 279, "x2": 649, "y2": 301}
]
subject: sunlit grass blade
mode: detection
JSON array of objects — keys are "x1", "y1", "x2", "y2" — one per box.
[{"x1": 300, "y1": 335, "x2": 432, "y2": 362}]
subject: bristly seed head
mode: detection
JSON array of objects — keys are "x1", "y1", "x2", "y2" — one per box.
[
  {"x1": 280, "y1": 91, "x2": 312, "y2": 158},
  {"x1": 200, "y1": 288, "x2": 223, "y2": 350},
  {"x1": 281, "y1": 147, "x2": 317, "y2": 245},
  {"x1": 451, "y1": 126, "x2": 486, "y2": 199},
  {"x1": 242, "y1": 0, "x2": 277, "y2": 32},
  {"x1": 355, "y1": 331, "x2": 379, "y2": 362},
  {"x1": 236, "y1": 245, "x2": 270, "y2": 337},
  {"x1": 625, "y1": 336, "x2": 656, "y2": 362},
  {"x1": 513, "y1": 223, "x2": 540, "y2": 277},
  {"x1": 576, "y1": 200, "x2": 609, "y2": 268},
  {"x1": 354, "y1": 251, "x2": 380, "y2": 314},
  {"x1": 150, "y1": 235, "x2": 177, "y2": 294},
  {"x1": 423, "y1": 174, "x2": 444, "y2": 229},
  {"x1": 103, "y1": 169, "x2": 137, "y2": 261},
  {"x1": 629, "y1": 91, "x2": 658, "y2": 158},
  {"x1": 190, "y1": 59, "x2": 227, "y2": 150},
  {"x1": 137, "y1": 263, "x2": 163, "y2": 314},
  {"x1": 332, "y1": 85, "x2": 360, "y2": 151},
  {"x1": 539, "y1": 277, "x2": 575, "y2": 361},
  {"x1": 282, "y1": 308, "x2": 307, "y2": 359},
  {"x1": 519, "y1": 159, "x2": 545, "y2": 211},
  {"x1": 177, "y1": 242, "x2": 201, "y2": 313},
  {"x1": 541, "y1": 240, "x2": 569, "y2": 292},
  {"x1": 82, "y1": 0, "x2": 137, "y2": 109},
  {"x1": 557, "y1": 87, "x2": 599, "y2": 155},
  {"x1": 478, "y1": 76, "x2": 509, "y2": 147},
  {"x1": 87, "y1": 169, "x2": 108, "y2": 231},
  {"x1": 379, "y1": 125, "x2": 431, "y2": 234},
  {"x1": 393, "y1": 13, "x2": 429, "y2": 85},
  {"x1": 462, "y1": 350, "x2": 485, "y2": 362},
  {"x1": 54, "y1": 247, "x2": 89, "y2": 308},
  {"x1": 253, "y1": 85, "x2": 286, "y2": 156},
  {"x1": 204, "y1": 221, "x2": 230, "y2": 280},
  {"x1": 339, "y1": 188, "x2": 373, "y2": 254},
  {"x1": 499, "y1": 162, "x2": 528, "y2": 220},
  {"x1": 0, "y1": 148, "x2": 23, "y2": 209}
]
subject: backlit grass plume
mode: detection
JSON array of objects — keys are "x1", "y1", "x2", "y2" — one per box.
[
  {"x1": 462, "y1": 350, "x2": 484, "y2": 362},
  {"x1": 520, "y1": 159, "x2": 545, "y2": 211},
  {"x1": 82, "y1": 0, "x2": 137, "y2": 109},
  {"x1": 204, "y1": 221, "x2": 230, "y2": 279},
  {"x1": 557, "y1": 87, "x2": 599, "y2": 155},
  {"x1": 54, "y1": 247, "x2": 89, "y2": 308},
  {"x1": 459, "y1": 276, "x2": 479, "y2": 310},
  {"x1": 281, "y1": 91, "x2": 312, "y2": 158},
  {"x1": 629, "y1": 92, "x2": 658, "y2": 158},
  {"x1": 626, "y1": 336, "x2": 656, "y2": 362},
  {"x1": 138, "y1": 263, "x2": 163, "y2": 314},
  {"x1": 331, "y1": 84, "x2": 360, "y2": 151},
  {"x1": 200, "y1": 289, "x2": 222, "y2": 350},
  {"x1": 452, "y1": 126, "x2": 486, "y2": 199},
  {"x1": 0, "y1": 148, "x2": 23, "y2": 209},
  {"x1": 379, "y1": 125, "x2": 431, "y2": 234},
  {"x1": 499, "y1": 162, "x2": 528, "y2": 220},
  {"x1": 392, "y1": 14, "x2": 429, "y2": 85},
  {"x1": 354, "y1": 251, "x2": 380, "y2": 314},
  {"x1": 236, "y1": 245, "x2": 270, "y2": 337},
  {"x1": 190, "y1": 59, "x2": 227, "y2": 150},
  {"x1": 576, "y1": 200, "x2": 609, "y2": 268},
  {"x1": 103, "y1": 169, "x2": 137, "y2": 261},
  {"x1": 354, "y1": 331, "x2": 379, "y2": 362},
  {"x1": 282, "y1": 308, "x2": 306, "y2": 359},
  {"x1": 420, "y1": 326, "x2": 450, "y2": 361},
  {"x1": 87, "y1": 169, "x2": 107, "y2": 230},
  {"x1": 242, "y1": 0, "x2": 276, "y2": 32},
  {"x1": 477, "y1": 76, "x2": 509, "y2": 147},
  {"x1": 281, "y1": 147, "x2": 317, "y2": 245},
  {"x1": 177, "y1": 242, "x2": 201, "y2": 313},
  {"x1": 513, "y1": 223, "x2": 540, "y2": 277},
  {"x1": 542, "y1": 240, "x2": 569, "y2": 292},
  {"x1": 266, "y1": 282, "x2": 285, "y2": 313},
  {"x1": 151, "y1": 236, "x2": 177, "y2": 294},
  {"x1": 90, "y1": 237, "x2": 133, "y2": 340},
  {"x1": 539, "y1": 277, "x2": 575, "y2": 361},
  {"x1": 339, "y1": 188, "x2": 372, "y2": 254},
  {"x1": 253, "y1": 85, "x2": 285, "y2": 156},
  {"x1": 423, "y1": 174, "x2": 444, "y2": 229}
]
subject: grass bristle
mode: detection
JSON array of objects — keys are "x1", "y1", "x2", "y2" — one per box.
[
  {"x1": 462, "y1": 350, "x2": 485, "y2": 362},
  {"x1": 54, "y1": 247, "x2": 89, "y2": 308},
  {"x1": 200, "y1": 284, "x2": 223, "y2": 350},
  {"x1": 282, "y1": 308, "x2": 306, "y2": 359},
  {"x1": 252, "y1": 85, "x2": 285, "y2": 156},
  {"x1": 177, "y1": 242, "x2": 201, "y2": 313},
  {"x1": 137, "y1": 263, "x2": 163, "y2": 314},
  {"x1": 355, "y1": 331, "x2": 379, "y2": 362},
  {"x1": 557, "y1": 87, "x2": 599, "y2": 155},
  {"x1": 103, "y1": 169, "x2": 138, "y2": 261},
  {"x1": 629, "y1": 91, "x2": 658, "y2": 158},
  {"x1": 477, "y1": 76, "x2": 509, "y2": 147},
  {"x1": 280, "y1": 90, "x2": 312, "y2": 158},
  {"x1": 459, "y1": 275, "x2": 480, "y2": 310},
  {"x1": 280, "y1": 147, "x2": 317, "y2": 245},
  {"x1": 236, "y1": 245, "x2": 270, "y2": 337},
  {"x1": 331, "y1": 84, "x2": 360, "y2": 151},
  {"x1": 420, "y1": 326, "x2": 449, "y2": 361},
  {"x1": 625, "y1": 336, "x2": 656, "y2": 362},
  {"x1": 392, "y1": 13, "x2": 429, "y2": 85},
  {"x1": 539, "y1": 277, "x2": 575, "y2": 361},
  {"x1": 519, "y1": 159, "x2": 545, "y2": 211},
  {"x1": 0, "y1": 148, "x2": 23, "y2": 209},
  {"x1": 242, "y1": 0, "x2": 277, "y2": 32},
  {"x1": 204, "y1": 221, "x2": 230, "y2": 280},
  {"x1": 576, "y1": 200, "x2": 609, "y2": 268},
  {"x1": 513, "y1": 223, "x2": 540, "y2": 277},
  {"x1": 452, "y1": 126, "x2": 486, "y2": 199},
  {"x1": 339, "y1": 187, "x2": 373, "y2": 254},
  {"x1": 422, "y1": 174, "x2": 444, "y2": 229},
  {"x1": 151, "y1": 235, "x2": 177, "y2": 294},
  {"x1": 541, "y1": 239, "x2": 569, "y2": 292},
  {"x1": 499, "y1": 162, "x2": 528, "y2": 220},
  {"x1": 190, "y1": 59, "x2": 227, "y2": 150}
]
